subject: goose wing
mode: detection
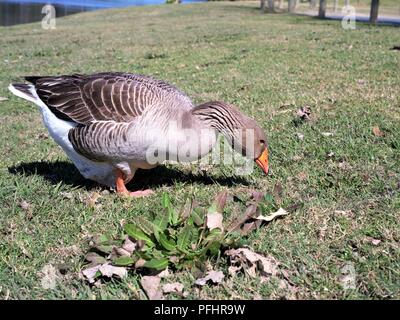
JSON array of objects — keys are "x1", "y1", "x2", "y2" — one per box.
[
  {"x1": 27, "y1": 72, "x2": 191, "y2": 124},
  {"x1": 27, "y1": 72, "x2": 192, "y2": 162}
]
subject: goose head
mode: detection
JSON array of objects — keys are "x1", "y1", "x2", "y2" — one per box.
[{"x1": 191, "y1": 101, "x2": 269, "y2": 175}]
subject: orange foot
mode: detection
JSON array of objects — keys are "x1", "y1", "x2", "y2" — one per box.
[{"x1": 115, "y1": 169, "x2": 154, "y2": 198}]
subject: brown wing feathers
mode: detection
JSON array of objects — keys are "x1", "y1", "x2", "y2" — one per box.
[
  {"x1": 68, "y1": 121, "x2": 132, "y2": 161},
  {"x1": 25, "y1": 72, "x2": 190, "y2": 161}
]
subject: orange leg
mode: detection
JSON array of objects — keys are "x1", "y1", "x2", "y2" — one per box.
[
  {"x1": 115, "y1": 169, "x2": 129, "y2": 194},
  {"x1": 115, "y1": 169, "x2": 154, "y2": 198}
]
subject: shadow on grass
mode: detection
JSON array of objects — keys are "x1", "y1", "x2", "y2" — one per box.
[{"x1": 8, "y1": 161, "x2": 250, "y2": 191}]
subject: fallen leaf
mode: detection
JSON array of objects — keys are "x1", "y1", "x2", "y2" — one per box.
[
  {"x1": 240, "y1": 220, "x2": 262, "y2": 236},
  {"x1": 141, "y1": 276, "x2": 163, "y2": 300},
  {"x1": 81, "y1": 265, "x2": 100, "y2": 284},
  {"x1": 195, "y1": 270, "x2": 225, "y2": 286},
  {"x1": 256, "y1": 208, "x2": 289, "y2": 222},
  {"x1": 85, "y1": 252, "x2": 107, "y2": 266},
  {"x1": 227, "y1": 192, "x2": 264, "y2": 232},
  {"x1": 162, "y1": 282, "x2": 184, "y2": 294},
  {"x1": 213, "y1": 190, "x2": 228, "y2": 213},
  {"x1": 81, "y1": 263, "x2": 127, "y2": 283},
  {"x1": 296, "y1": 106, "x2": 311, "y2": 121},
  {"x1": 19, "y1": 200, "x2": 30, "y2": 211},
  {"x1": 371, "y1": 239, "x2": 381, "y2": 246},
  {"x1": 277, "y1": 279, "x2": 299, "y2": 300},
  {"x1": 372, "y1": 126, "x2": 384, "y2": 137},
  {"x1": 158, "y1": 268, "x2": 171, "y2": 278},
  {"x1": 135, "y1": 258, "x2": 146, "y2": 268},
  {"x1": 99, "y1": 264, "x2": 127, "y2": 279},
  {"x1": 296, "y1": 133, "x2": 304, "y2": 141},
  {"x1": 206, "y1": 212, "x2": 224, "y2": 231},
  {"x1": 321, "y1": 132, "x2": 334, "y2": 137},
  {"x1": 365, "y1": 237, "x2": 381, "y2": 246},
  {"x1": 228, "y1": 265, "x2": 242, "y2": 276},
  {"x1": 121, "y1": 236, "x2": 137, "y2": 255},
  {"x1": 40, "y1": 264, "x2": 58, "y2": 289},
  {"x1": 225, "y1": 248, "x2": 279, "y2": 279},
  {"x1": 111, "y1": 246, "x2": 131, "y2": 258}
]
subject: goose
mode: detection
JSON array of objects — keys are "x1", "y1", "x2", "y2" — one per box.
[{"x1": 8, "y1": 72, "x2": 269, "y2": 197}]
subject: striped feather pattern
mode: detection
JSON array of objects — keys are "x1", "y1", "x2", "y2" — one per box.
[
  {"x1": 68, "y1": 121, "x2": 133, "y2": 161},
  {"x1": 27, "y1": 72, "x2": 192, "y2": 124}
]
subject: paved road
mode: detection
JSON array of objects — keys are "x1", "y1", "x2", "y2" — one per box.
[{"x1": 326, "y1": 13, "x2": 400, "y2": 26}]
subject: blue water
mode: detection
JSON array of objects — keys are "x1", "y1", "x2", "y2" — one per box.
[{"x1": 0, "y1": 0, "x2": 206, "y2": 26}]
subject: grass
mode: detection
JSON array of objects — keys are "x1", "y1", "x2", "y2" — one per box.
[{"x1": 0, "y1": 2, "x2": 399, "y2": 300}]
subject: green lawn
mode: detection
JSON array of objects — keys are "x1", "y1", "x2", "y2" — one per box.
[{"x1": 0, "y1": 2, "x2": 399, "y2": 299}]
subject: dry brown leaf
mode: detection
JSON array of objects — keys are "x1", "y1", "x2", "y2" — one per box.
[
  {"x1": 158, "y1": 268, "x2": 171, "y2": 278},
  {"x1": 240, "y1": 220, "x2": 262, "y2": 236},
  {"x1": 228, "y1": 265, "x2": 242, "y2": 276},
  {"x1": 372, "y1": 126, "x2": 385, "y2": 137},
  {"x1": 81, "y1": 263, "x2": 127, "y2": 283},
  {"x1": 121, "y1": 236, "x2": 137, "y2": 255},
  {"x1": 99, "y1": 264, "x2": 127, "y2": 279},
  {"x1": 214, "y1": 189, "x2": 228, "y2": 213},
  {"x1": 227, "y1": 192, "x2": 263, "y2": 232},
  {"x1": 206, "y1": 212, "x2": 224, "y2": 231},
  {"x1": 141, "y1": 276, "x2": 163, "y2": 300},
  {"x1": 296, "y1": 132, "x2": 304, "y2": 141},
  {"x1": 277, "y1": 279, "x2": 299, "y2": 300},
  {"x1": 135, "y1": 258, "x2": 146, "y2": 268},
  {"x1": 256, "y1": 208, "x2": 289, "y2": 222},
  {"x1": 85, "y1": 252, "x2": 107, "y2": 266},
  {"x1": 162, "y1": 282, "x2": 184, "y2": 294},
  {"x1": 81, "y1": 265, "x2": 101, "y2": 284},
  {"x1": 225, "y1": 248, "x2": 279, "y2": 279},
  {"x1": 195, "y1": 270, "x2": 225, "y2": 286},
  {"x1": 20, "y1": 200, "x2": 30, "y2": 211},
  {"x1": 296, "y1": 106, "x2": 311, "y2": 121},
  {"x1": 365, "y1": 236, "x2": 381, "y2": 246},
  {"x1": 112, "y1": 247, "x2": 131, "y2": 258}
]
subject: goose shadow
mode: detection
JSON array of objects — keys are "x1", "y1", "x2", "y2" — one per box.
[{"x1": 8, "y1": 161, "x2": 250, "y2": 191}]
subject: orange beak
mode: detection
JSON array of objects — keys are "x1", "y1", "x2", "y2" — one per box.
[{"x1": 255, "y1": 148, "x2": 269, "y2": 175}]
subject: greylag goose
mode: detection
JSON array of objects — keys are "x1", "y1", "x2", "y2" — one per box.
[{"x1": 9, "y1": 73, "x2": 269, "y2": 197}]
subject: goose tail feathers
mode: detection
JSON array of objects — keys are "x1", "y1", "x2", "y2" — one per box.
[{"x1": 8, "y1": 83, "x2": 37, "y2": 104}]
